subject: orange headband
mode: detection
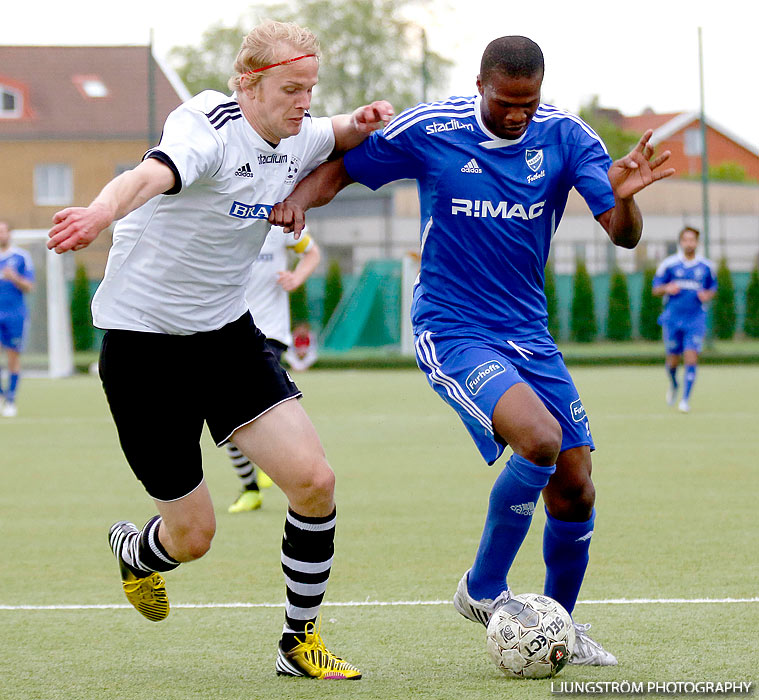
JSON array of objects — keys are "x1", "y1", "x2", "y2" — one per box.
[{"x1": 245, "y1": 54, "x2": 317, "y2": 76}]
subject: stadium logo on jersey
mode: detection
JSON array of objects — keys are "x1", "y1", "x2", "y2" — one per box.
[
  {"x1": 569, "y1": 398, "x2": 586, "y2": 423},
  {"x1": 228, "y1": 201, "x2": 272, "y2": 219},
  {"x1": 461, "y1": 158, "x2": 482, "y2": 174},
  {"x1": 510, "y1": 502, "x2": 535, "y2": 516},
  {"x1": 285, "y1": 155, "x2": 302, "y2": 184},
  {"x1": 234, "y1": 162, "x2": 255, "y2": 178},
  {"x1": 258, "y1": 153, "x2": 288, "y2": 165},
  {"x1": 426, "y1": 119, "x2": 475, "y2": 135},
  {"x1": 465, "y1": 360, "x2": 506, "y2": 395},
  {"x1": 451, "y1": 198, "x2": 546, "y2": 220}
]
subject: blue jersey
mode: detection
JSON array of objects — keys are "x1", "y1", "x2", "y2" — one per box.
[
  {"x1": 653, "y1": 253, "x2": 717, "y2": 327},
  {"x1": 0, "y1": 246, "x2": 34, "y2": 318},
  {"x1": 343, "y1": 96, "x2": 615, "y2": 340}
]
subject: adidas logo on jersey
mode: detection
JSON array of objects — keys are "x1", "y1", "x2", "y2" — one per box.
[
  {"x1": 234, "y1": 163, "x2": 254, "y2": 178},
  {"x1": 460, "y1": 158, "x2": 482, "y2": 174},
  {"x1": 510, "y1": 502, "x2": 535, "y2": 516}
]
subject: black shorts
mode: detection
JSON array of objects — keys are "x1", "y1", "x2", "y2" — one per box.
[
  {"x1": 99, "y1": 313, "x2": 301, "y2": 501},
  {"x1": 265, "y1": 338, "x2": 287, "y2": 365}
]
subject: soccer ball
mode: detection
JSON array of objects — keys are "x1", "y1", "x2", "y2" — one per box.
[{"x1": 486, "y1": 593, "x2": 575, "y2": 679}]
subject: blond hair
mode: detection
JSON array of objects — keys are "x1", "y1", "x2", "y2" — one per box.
[{"x1": 228, "y1": 20, "x2": 321, "y2": 92}]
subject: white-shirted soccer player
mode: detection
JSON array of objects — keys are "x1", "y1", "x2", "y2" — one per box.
[
  {"x1": 0, "y1": 220, "x2": 35, "y2": 418},
  {"x1": 652, "y1": 226, "x2": 717, "y2": 413},
  {"x1": 47, "y1": 20, "x2": 392, "y2": 680},
  {"x1": 226, "y1": 225, "x2": 321, "y2": 513},
  {"x1": 271, "y1": 36, "x2": 675, "y2": 667}
]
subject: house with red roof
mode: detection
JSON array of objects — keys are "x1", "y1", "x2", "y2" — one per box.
[
  {"x1": 598, "y1": 107, "x2": 759, "y2": 181},
  {"x1": 0, "y1": 45, "x2": 189, "y2": 273}
]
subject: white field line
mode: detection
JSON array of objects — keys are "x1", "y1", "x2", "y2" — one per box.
[{"x1": 1, "y1": 597, "x2": 758, "y2": 611}]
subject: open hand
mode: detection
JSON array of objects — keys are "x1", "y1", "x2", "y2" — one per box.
[{"x1": 608, "y1": 129, "x2": 676, "y2": 200}]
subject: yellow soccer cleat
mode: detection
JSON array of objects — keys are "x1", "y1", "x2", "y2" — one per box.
[
  {"x1": 276, "y1": 621, "x2": 362, "y2": 680},
  {"x1": 108, "y1": 521, "x2": 170, "y2": 622},
  {"x1": 257, "y1": 469, "x2": 274, "y2": 489},
  {"x1": 228, "y1": 489, "x2": 263, "y2": 513}
]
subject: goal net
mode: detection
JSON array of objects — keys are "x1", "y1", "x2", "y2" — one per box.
[{"x1": 11, "y1": 229, "x2": 74, "y2": 378}]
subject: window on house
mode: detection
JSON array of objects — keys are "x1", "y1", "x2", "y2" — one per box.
[
  {"x1": 72, "y1": 75, "x2": 109, "y2": 99},
  {"x1": 684, "y1": 127, "x2": 703, "y2": 156},
  {"x1": 34, "y1": 164, "x2": 74, "y2": 206},
  {"x1": 0, "y1": 86, "x2": 22, "y2": 118}
]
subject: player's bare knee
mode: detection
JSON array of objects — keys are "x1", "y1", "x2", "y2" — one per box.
[
  {"x1": 546, "y1": 479, "x2": 595, "y2": 521},
  {"x1": 521, "y1": 426, "x2": 562, "y2": 466}
]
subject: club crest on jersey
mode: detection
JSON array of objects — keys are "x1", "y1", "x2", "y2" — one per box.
[
  {"x1": 466, "y1": 360, "x2": 506, "y2": 395},
  {"x1": 228, "y1": 201, "x2": 272, "y2": 219},
  {"x1": 526, "y1": 149, "x2": 544, "y2": 172},
  {"x1": 285, "y1": 155, "x2": 302, "y2": 184},
  {"x1": 569, "y1": 398, "x2": 586, "y2": 423}
]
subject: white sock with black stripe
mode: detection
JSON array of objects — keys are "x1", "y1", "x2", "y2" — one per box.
[
  {"x1": 118, "y1": 515, "x2": 180, "y2": 576},
  {"x1": 226, "y1": 443, "x2": 259, "y2": 490},
  {"x1": 280, "y1": 507, "x2": 336, "y2": 650}
]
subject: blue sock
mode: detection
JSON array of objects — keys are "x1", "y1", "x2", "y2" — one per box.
[
  {"x1": 543, "y1": 507, "x2": 595, "y2": 615},
  {"x1": 7, "y1": 373, "x2": 19, "y2": 403},
  {"x1": 682, "y1": 365, "x2": 697, "y2": 400},
  {"x1": 667, "y1": 366, "x2": 678, "y2": 389},
  {"x1": 468, "y1": 454, "x2": 555, "y2": 600}
]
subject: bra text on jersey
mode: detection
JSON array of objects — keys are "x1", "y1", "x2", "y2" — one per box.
[
  {"x1": 425, "y1": 119, "x2": 475, "y2": 135},
  {"x1": 228, "y1": 201, "x2": 273, "y2": 219},
  {"x1": 451, "y1": 198, "x2": 546, "y2": 220}
]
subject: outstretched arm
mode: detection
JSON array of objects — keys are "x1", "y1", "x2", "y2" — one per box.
[
  {"x1": 269, "y1": 158, "x2": 356, "y2": 237},
  {"x1": 47, "y1": 158, "x2": 176, "y2": 254},
  {"x1": 331, "y1": 101, "x2": 394, "y2": 153},
  {"x1": 278, "y1": 241, "x2": 322, "y2": 292},
  {"x1": 597, "y1": 129, "x2": 675, "y2": 248}
]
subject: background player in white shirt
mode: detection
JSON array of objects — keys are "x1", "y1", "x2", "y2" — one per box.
[
  {"x1": 48, "y1": 20, "x2": 392, "y2": 680},
  {"x1": 271, "y1": 35, "x2": 674, "y2": 667},
  {"x1": 227, "y1": 225, "x2": 321, "y2": 513}
]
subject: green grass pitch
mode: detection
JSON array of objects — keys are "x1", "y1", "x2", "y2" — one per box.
[{"x1": 1, "y1": 366, "x2": 757, "y2": 699}]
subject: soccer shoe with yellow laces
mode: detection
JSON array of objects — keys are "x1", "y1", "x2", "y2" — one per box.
[
  {"x1": 228, "y1": 489, "x2": 263, "y2": 513},
  {"x1": 108, "y1": 521, "x2": 170, "y2": 622},
  {"x1": 276, "y1": 621, "x2": 362, "y2": 679}
]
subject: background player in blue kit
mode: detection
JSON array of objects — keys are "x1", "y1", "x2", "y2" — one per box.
[
  {"x1": 652, "y1": 226, "x2": 716, "y2": 413},
  {"x1": 270, "y1": 35, "x2": 674, "y2": 666},
  {"x1": 0, "y1": 221, "x2": 35, "y2": 418}
]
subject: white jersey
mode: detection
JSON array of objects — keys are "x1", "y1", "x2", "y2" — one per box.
[
  {"x1": 245, "y1": 226, "x2": 314, "y2": 346},
  {"x1": 91, "y1": 90, "x2": 334, "y2": 334}
]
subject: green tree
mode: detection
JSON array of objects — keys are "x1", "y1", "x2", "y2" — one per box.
[
  {"x1": 70, "y1": 262, "x2": 94, "y2": 351},
  {"x1": 712, "y1": 258, "x2": 736, "y2": 340},
  {"x1": 322, "y1": 258, "x2": 343, "y2": 328},
  {"x1": 639, "y1": 264, "x2": 662, "y2": 341},
  {"x1": 578, "y1": 96, "x2": 641, "y2": 160},
  {"x1": 289, "y1": 279, "x2": 310, "y2": 325},
  {"x1": 544, "y1": 261, "x2": 560, "y2": 340},
  {"x1": 606, "y1": 267, "x2": 632, "y2": 341},
  {"x1": 169, "y1": 0, "x2": 452, "y2": 114},
  {"x1": 743, "y1": 265, "x2": 759, "y2": 338},
  {"x1": 570, "y1": 259, "x2": 596, "y2": 343}
]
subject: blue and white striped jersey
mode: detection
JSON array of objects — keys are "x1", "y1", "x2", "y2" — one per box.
[
  {"x1": 343, "y1": 96, "x2": 615, "y2": 340},
  {"x1": 653, "y1": 252, "x2": 717, "y2": 325}
]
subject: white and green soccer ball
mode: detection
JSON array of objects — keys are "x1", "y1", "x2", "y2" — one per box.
[{"x1": 486, "y1": 593, "x2": 575, "y2": 679}]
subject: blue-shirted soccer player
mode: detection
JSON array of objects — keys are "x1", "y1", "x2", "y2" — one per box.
[
  {"x1": 0, "y1": 221, "x2": 35, "y2": 418},
  {"x1": 652, "y1": 226, "x2": 716, "y2": 413},
  {"x1": 270, "y1": 36, "x2": 675, "y2": 666}
]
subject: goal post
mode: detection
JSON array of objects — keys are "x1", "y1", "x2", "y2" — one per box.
[{"x1": 12, "y1": 229, "x2": 74, "y2": 378}]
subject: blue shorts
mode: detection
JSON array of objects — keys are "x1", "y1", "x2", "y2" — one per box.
[
  {"x1": 414, "y1": 330, "x2": 593, "y2": 465},
  {"x1": 663, "y1": 320, "x2": 705, "y2": 355},
  {"x1": 0, "y1": 313, "x2": 27, "y2": 352}
]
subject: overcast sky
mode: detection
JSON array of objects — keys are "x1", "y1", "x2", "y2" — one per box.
[{"x1": 4, "y1": 0, "x2": 758, "y2": 151}]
